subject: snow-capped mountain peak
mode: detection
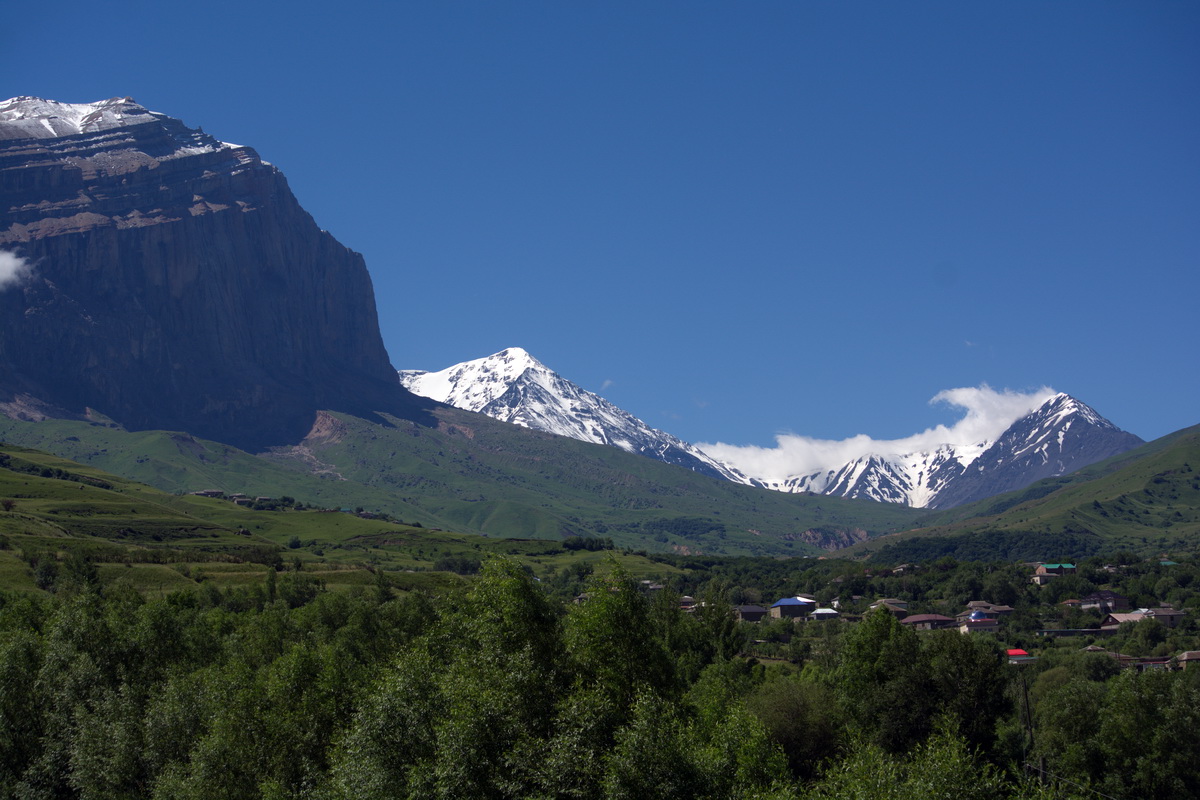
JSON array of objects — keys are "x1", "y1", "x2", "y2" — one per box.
[
  {"x1": 400, "y1": 350, "x2": 752, "y2": 483},
  {"x1": 401, "y1": 351, "x2": 1143, "y2": 510},
  {"x1": 399, "y1": 347, "x2": 542, "y2": 414},
  {"x1": 725, "y1": 392, "x2": 1141, "y2": 508},
  {"x1": 0, "y1": 96, "x2": 244, "y2": 155},
  {"x1": 921, "y1": 392, "x2": 1142, "y2": 508},
  {"x1": 0, "y1": 96, "x2": 160, "y2": 138}
]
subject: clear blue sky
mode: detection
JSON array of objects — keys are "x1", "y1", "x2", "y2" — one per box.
[{"x1": 5, "y1": 1, "x2": 1197, "y2": 447}]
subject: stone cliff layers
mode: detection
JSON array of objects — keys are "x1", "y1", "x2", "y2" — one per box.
[{"x1": 0, "y1": 96, "x2": 430, "y2": 450}]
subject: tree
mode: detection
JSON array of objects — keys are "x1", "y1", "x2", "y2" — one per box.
[
  {"x1": 601, "y1": 692, "x2": 703, "y2": 800},
  {"x1": 745, "y1": 673, "x2": 842, "y2": 781},
  {"x1": 836, "y1": 609, "x2": 935, "y2": 753},
  {"x1": 0, "y1": 630, "x2": 45, "y2": 795},
  {"x1": 330, "y1": 557, "x2": 564, "y2": 799},
  {"x1": 565, "y1": 562, "x2": 674, "y2": 710},
  {"x1": 802, "y1": 728, "x2": 1010, "y2": 800},
  {"x1": 922, "y1": 630, "x2": 1011, "y2": 753}
]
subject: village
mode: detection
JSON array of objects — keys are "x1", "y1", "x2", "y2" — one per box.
[{"x1": 632, "y1": 556, "x2": 1200, "y2": 675}]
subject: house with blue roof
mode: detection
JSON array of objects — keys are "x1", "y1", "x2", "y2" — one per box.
[{"x1": 769, "y1": 596, "x2": 817, "y2": 619}]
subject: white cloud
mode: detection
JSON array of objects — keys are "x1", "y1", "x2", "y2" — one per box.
[
  {"x1": 0, "y1": 250, "x2": 33, "y2": 290},
  {"x1": 697, "y1": 384, "x2": 1057, "y2": 482}
]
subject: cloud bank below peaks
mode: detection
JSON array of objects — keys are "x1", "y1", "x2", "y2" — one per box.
[
  {"x1": 0, "y1": 250, "x2": 32, "y2": 290},
  {"x1": 698, "y1": 385, "x2": 1057, "y2": 482}
]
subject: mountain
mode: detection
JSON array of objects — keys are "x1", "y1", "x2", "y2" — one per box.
[
  {"x1": 0, "y1": 96, "x2": 1144, "y2": 556},
  {"x1": 0, "y1": 96, "x2": 933, "y2": 556},
  {"x1": 754, "y1": 444, "x2": 977, "y2": 508},
  {"x1": 0, "y1": 407, "x2": 927, "y2": 557},
  {"x1": 0, "y1": 96, "x2": 431, "y2": 451},
  {"x1": 847, "y1": 423, "x2": 1200, "y2": 563},
  {"x1": 925, "y1": 393, "x2": 1146, "y2": 508},
  {"x1": 400, "y1": 348, "x2": 751, "y2": 483},
  {"x1": 398, "y1": 347, "x2": 1145, "y2": 513},
  {"x1": 751, "y1": 394, "x2": 1144, "y2": 509}
]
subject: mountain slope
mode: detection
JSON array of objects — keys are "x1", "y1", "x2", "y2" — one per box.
[
  {"x1": 848, "y1": 424, "x2": 1200, "y2": 562},
  {"x1": 927, "y1": 393, "x2": 1145, "y2": 508},
  {"x1": 0, "y1": 96, "x2": 430, "y2": 450},
  {"x1": 0, "y1": 97, "x2": 931, "y2": 556},
  {"x1": 400, "y1": 348, "x2": 751, "y2": 483},
  {"x1": 747, "y1": 394, "x2": 1142, "y2": 509},
  {"x1": 0, "y1": 406, "x2": 927, "y2": 557},
  {"x1": 400, "y1": 347, "x2": 1144, "y2": 512}
]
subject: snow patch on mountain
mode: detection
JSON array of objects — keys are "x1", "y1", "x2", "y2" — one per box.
[
  {"x1": 727, "y1": 392, "x2": 1141, "y2": 508},
  {"x1": 0, "y1": 96, "x2": 241, "y2": 154},
  {"x1": 401, "y1": 352, "x2": 1142, "y2": 510},
  {"x1": 400, "y1": 349, "x2": 752, "y2": 483}
]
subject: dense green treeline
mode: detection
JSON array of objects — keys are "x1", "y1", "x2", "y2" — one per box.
[{"x1": 2, "y1": 558, "x2": 1199, "y2": 799}]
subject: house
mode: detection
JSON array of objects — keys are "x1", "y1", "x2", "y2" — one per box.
[
  {"x1": 1101, "y1": 606, "x2": 1186, "y2": 631},
  {"x1": 770, "y1": 596, "x2": 816, "y2": 619},
  {"x1": 735, "y1": 605, "x2": 768, "y2": 623},
  {"x1": 1032, "y1": 563, "x2": 1076, "y2": 585},
  {"x1": 868, "y1": 598, "x2": 909, "y2": 618},
  {"x1": 809, "y1": 607, "x2": 840, "y2": 621},
  {"x1": 189, "y1": 489, "x2": 225, "y2": 498},
  {"x1": 955, "y1": 602, "x2": 1013, "y2": 626},
  {"x1": 1174, "y1": 651, "x2": 1200, "y2": 670},
  {"x1": 1081, "y1": 591, "x2": 1130, "y2": 613},
  {"x1": 868, "y1": 600, "x2": 908, "y2": 619},
  {"x1": 1006, "y1": 648, "x2": 1037, "y2": 665},
  {"x1": 899, "y1": 613, "x2": 956, "y2": 631},
  {"x1": 1079, "y1": 645, "x2": 1135, "y2": 666},
  {"x1": 1143, "y1": 607, "x2": 1186, "y2": 629},
  {"x1": 960, "y1": 611, "x2": 1000, "y2": 634},
  {"x1": 1100, "y1": 612, "x2": 1147, "y2": 631}
]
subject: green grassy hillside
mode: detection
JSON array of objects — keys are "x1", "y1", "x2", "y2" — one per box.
[
  {"x1": 0, "y1": 442, "x2": 693, "y2": 595},
  {"x1": 848, "y1": 424, "x2": 1200, "y2": 562},
  {"x1": 0, "y1": 409, "x2": 927, "y2": 557}
]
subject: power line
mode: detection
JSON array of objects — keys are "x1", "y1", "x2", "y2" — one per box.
[{"x1": 1023, "y1": 762, "x2": 1123, "y2": 800}]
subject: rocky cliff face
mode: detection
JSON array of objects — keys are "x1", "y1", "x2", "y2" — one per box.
[{"x1": 0, "y1": 96, "x2": 429, "y2": 450}]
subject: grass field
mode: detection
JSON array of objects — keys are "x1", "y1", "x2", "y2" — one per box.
[{"x1": 0, "y1": 441, "x2": 699, "y2": 597}]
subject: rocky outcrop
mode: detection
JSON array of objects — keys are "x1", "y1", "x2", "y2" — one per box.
[
  {"x1": 0, "y1": 97, "x2": 432, "y2": 450},
  {"x1": 791, "y1": 527, "x2": 869, "y2": 551}
]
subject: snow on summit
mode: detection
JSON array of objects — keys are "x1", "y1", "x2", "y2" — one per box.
[
  {"x1": 0, "y1": 96, "x2": 242, "y2": 152},
  {"x1": 402, "y1": 354, "x2": 1141, "y2": 509},
  {"x1": 399, "y1": 349, "x2": 752, "y2": 483},
  {"x1": 399, "y1": 347, "x2": 541, "y2": 413},
  {"x1": 0, "y1": 96, "x2": 163, "y2": 139}
]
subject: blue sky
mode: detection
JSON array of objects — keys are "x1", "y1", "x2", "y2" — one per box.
[{"x1": 5, "y1": 1, "x2": 1197, "y2": 451}]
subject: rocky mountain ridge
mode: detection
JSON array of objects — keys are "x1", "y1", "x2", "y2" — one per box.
[
  {"x1": 0, "y1": 96, "x2": 430, "y2": 450},
  {"x1": 769, "y1": 393, "x2": 1144, "y2": 509},
  {"x1": 405, "y1": 349, "x2": 1144, "y2": 510},
  {"x1": 400, "y1": 348, "x2": 751, "y2": 482}
]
